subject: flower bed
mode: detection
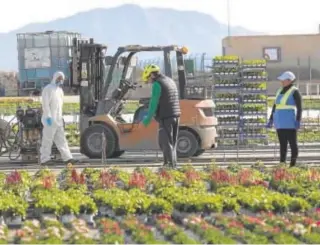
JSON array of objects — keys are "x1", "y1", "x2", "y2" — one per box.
[{"x1": 0, "y1": 164, "x2": 320, "y2": 243}]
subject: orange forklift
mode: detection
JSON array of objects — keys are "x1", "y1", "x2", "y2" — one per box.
[{"x1": 71, "y1": 39, "x2": 218, "y2": 159}]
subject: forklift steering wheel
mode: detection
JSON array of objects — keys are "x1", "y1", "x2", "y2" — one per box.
[{"x1": 122, "y1": 79, "x2": 136, "y2": 90}]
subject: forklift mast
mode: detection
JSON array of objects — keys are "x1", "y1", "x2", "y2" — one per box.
[
  {"x1": 71, "y1": 38, "x2": 107, "y2": 133},
  {"x1": 95, "y1": 45, "x2": 188, "y2": 115}
]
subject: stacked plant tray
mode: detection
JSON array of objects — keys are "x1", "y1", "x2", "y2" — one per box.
[
  {"x1": 239, "y1": 59, "x2": 268, "y2": 145},
  {"x1": 212, "y1": 56, "x2": 241, "y2": 146}
]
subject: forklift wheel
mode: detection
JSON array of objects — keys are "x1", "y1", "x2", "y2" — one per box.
[
  {"x1": 80, "y1": 124, "x2": 117, "y2": 159},
  {"x1": 177, "y1": 130, "x2": 199, "y2": 158},
  {"x1": 110, "y1": 150, "x2": 125, "y2": 158},
  {"x1": 194, "y1": 149, "x2": 205, "y2": 157}
]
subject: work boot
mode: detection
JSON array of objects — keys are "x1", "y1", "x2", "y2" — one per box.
[
  {"x1": 41, "y1": 160, "x2": 56, "y2": 166},
  {"x1": 289, "y1": 162, "x2": 296, "y2": 168},
  {"x1": 64, "y1": 159, "x2": 80, "y2": 164},
  {"x1": 163, "y1": 162, "x2": 176, "y2": 169},
  {"x1": 170, "y1": 164, "x2": 177, "y2": 170},
  {"x1": 162, "y1": 162, "x2": 169, "y2": 168},
  {"x1": 170, "y1": 162, "x2": 178, "y2": 169}
]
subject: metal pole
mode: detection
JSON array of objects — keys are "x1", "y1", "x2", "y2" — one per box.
[
  {"x1": 227, "y1": 0, "x2": 231, "y2": 37},
  {"x1": 101, "y1": 132, "x2": 107, "y2": 166},
  {"x1": 297, "y1": 57, "x2": 300, "y2": 89}
]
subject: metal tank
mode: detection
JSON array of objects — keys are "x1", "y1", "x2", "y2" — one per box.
[{"x1": 17, "y1": 31, "x2": 81, "y2": 95}]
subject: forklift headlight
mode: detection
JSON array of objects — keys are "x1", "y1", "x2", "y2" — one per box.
[{"x1": 180, "y1": 46, "x2": 189, "y2": 54}]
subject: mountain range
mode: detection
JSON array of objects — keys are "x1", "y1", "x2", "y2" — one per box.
[{"x1": 0, "y1": 4, "x2": 259, "y2": 71}]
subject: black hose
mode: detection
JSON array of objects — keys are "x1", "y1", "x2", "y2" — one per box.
[
  {"x1": 0, "y1": 116, "x2": 16, "y2": 154},
  {"x1": 0, "y1": 117, "x2": 23, "y2": 159}
]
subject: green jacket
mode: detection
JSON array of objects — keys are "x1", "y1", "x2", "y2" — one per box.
[{"x1": 142, "y1": 81, "x2": 161, "y2": 126}]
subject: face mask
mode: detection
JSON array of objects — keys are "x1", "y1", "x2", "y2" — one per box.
[{"x1": 56, "y1": 80, "x2": 63, "y2": 86}]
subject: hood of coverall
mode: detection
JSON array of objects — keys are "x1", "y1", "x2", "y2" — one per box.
[{"x1": 51, "y1": 71, "x2": 65, "y2": 85}]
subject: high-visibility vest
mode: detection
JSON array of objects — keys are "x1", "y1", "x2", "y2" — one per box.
[
  {"x1": 275, "y1": 86, "x2": 297, "y2": 110},
  {"x1": 273, "y1": 86, "x2": 297, "y2": 129}
]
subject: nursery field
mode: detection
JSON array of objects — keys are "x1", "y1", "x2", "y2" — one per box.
[
  {"x1": 0, "y1": 164, "x2": 320, "y2": 244},
  {"x1": 1, "y1": 97, "x2": 320, "y2": 115}
]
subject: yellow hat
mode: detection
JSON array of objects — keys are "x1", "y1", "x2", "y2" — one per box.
[{"x1": 141, "y1": 64, "x2": 160, "y2": 83}]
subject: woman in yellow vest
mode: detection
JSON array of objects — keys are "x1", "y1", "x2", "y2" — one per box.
[{"x1": 267, "y1": 71, "x2": 302, "y2": 167}]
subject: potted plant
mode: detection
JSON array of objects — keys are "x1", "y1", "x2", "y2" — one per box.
[
  {"x1": 128, "y1": 171, "x2": 147, "y2": 190},
  {"x1": 148, "y1": 197, "x2": 173, "y2": 215},
  {"x1": 39, "y1": 217, "x2": 65, "y2": 244},
  {"x1": 31, "y1": 169, "x2": 57, "y2": 191},
  {"x1": 68, "y1": 189, "x2": 97, "y2": 224},
  {"x1": 155, "y1": 214, "x2": 199, "y2": 244},
  {"x1": 93, "y1": 188, "x2": 134, "y2": 216},
  {"x1": 0, "y1": 224, "x2": 8, "y2": 244},
  {"x1": 59, "y1": 191, "x2": 80, "y2": 224},
  {"x1": 96, "y1": 170, "x2": 118, "y2": 189},
  {"x1": 1, "y1": 192, "x2": 28, "y2": 227},
  {"x1": 3, "y1": 170, "x2": 31, "y2": 197},
  {"x1": 69, "y1": 219, "x2": 96, "y2": 244},
  {"x1": 59, "y1": 168, "x2": 87, "y2": 192},
  {"x1": 39, "y1": 226, "x2": 64, "y2": 244},
  {"x1": 14, "y1": 220, "x2": 41, "y2": 244},
  {"x1": 99, "y1": 218, "x2": 124, "y2": 244},
  {"x1": 122, "y1": 216, "x2": 165, "y2": 244},
  {"x1": 32, "y1": 189, "x2": 61, "y2": 219}
]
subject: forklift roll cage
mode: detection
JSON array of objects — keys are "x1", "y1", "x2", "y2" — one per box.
[{"x1": 101, "y1": 45, "x2": 188, "y2": 107}]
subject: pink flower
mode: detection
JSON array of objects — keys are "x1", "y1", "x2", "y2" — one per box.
[{"x1": 316, "y1": 208, "x2": 320, "y2": 213}]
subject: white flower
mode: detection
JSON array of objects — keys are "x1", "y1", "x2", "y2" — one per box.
[
  {"x1": 300, "y1": 228, "x2": 307, "y2": 236},
  {"x1": 24, "y1": 226, "x2": 33, "y2": 234},
  {"x1": 295, "y1": 223, "x2": 304, "y2": 229},
  {"x1": 32, "y1": 220, "x2": 40, "y2": 228}
]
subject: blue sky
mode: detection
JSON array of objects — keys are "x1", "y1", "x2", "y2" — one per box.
[{"x1": 1, "y1": 0, "x2": 319, "y2": 34}]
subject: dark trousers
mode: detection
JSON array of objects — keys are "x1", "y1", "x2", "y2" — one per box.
[
  {"x1": 158, "y1": 117, "x2": 180, "y2": 166},
  {"x1": 276, "y1": 129, "x2": 298, "y2": 166}
]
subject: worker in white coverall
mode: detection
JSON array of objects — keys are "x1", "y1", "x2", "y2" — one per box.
[{"x1": 40, "y1": 71, "x2": 78, "y2": 164}]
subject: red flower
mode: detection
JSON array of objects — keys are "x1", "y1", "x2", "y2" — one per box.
[
  {"x1": 229, "y1": 220, "x2": 244, "y2": 229},
  {"x1": 42, "y1": 175, "x2": 55, "y2": 189},
  {"x1": 69, "y1": 169, "x2": 86, "y2": 185},
  {"x1": 272, "y1": 168, "x2": 294, "y2": 182},
  {"x1": 157, "y1": 214, "x2": 171, "y2": 221},
  {"x1": 185, "y1": 169, "x2": 201, "y2": 182},
  {"x1": 128, "y1": 172, "x2": 147, "y2": 189},
  {"x1": 158, "y1": 169, "x2": 173, "y2": 181},
  {"x1": 237, "y1": 169, "x2": 253, "y2": 185},
  {"x1": 211, "y1": 169, "x2": 230, "y2": 184},
  {"x1": 304, "y1": 217, "x2": 315, "y2": 225},
  {"x1": 316, "y1": 221, "x2": 320, "y2": 227},
  {"x1": 6, "y1": 170, "x2": 22, "y2": 185},
  {"x1": 99, "y1": 170, "x2": 118, "y2": 188},
  {"x1": 15, "y1": 229, "x2": 25, "y2": 237}
]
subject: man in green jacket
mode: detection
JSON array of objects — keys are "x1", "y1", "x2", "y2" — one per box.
[{"x1": 141, "y1": 64, "x2": 181, "y2": 168}]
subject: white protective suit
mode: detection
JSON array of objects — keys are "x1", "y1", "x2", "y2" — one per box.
[{"x1": 39, "y1": 71, "x2": 73, "y2": 163}]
